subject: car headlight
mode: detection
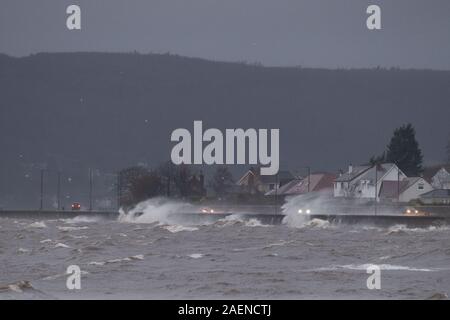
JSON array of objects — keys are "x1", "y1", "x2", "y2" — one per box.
[
  {"x1": 298, "y1": 209, "x2": 303, "y2": 214},
  {"x1": 306, "y1": 209, "x2": 311, "y2": 214}
]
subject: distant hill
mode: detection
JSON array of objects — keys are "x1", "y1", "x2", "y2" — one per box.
[{"x1": 1, "y1": 52, "x2": 450, "y2": 208}]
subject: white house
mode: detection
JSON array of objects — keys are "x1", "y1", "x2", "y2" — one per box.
[
  {"x1": 334, "y1": 163, "x2": 407, "y2": 201},
  {"x1": 430, "y1": 167, "x2": 450, "y2": 189},
  {"x1": 379, "y1": 177, "x2": 433, "y2": 203}
]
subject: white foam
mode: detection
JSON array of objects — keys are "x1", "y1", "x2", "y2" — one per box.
[
  {"x1": 118, "y1": 197, "x2": 193, "y2": 225},
  {"x1": 89, "y1": 254, "x2": 144, "y2": 266},
  {"x1": 54, "y1": 243, "x2": 71, "y2": 249},
  {"x1": 27, "y1": 221, "x2": 47, "y2": 228},
  {"x1": 188, "y1": 253, "x2": 204, "y2": 259},
  {"x1": 40, "y1": 239, "x2": 52, "y2": 243},
  {"x1": 162, "y1": 225, "x2": 198, "y2": 233},
  {"x1": 57, "y1": 226, "x2": 89, "y2": 232},
  {"x1": 215, "y1": 214, "x2": 245, "y2": 227},
  {"x1": 313, "y1": 264, "x2": 438, "y2": 272},
  {"x1": 245, "y1": 218, "x2": 271, "y2": 227},
  {"x1": 387, "y1": 224, "x2": 450, "y2": 234},
  {"x1": 62, "y1": 216, "x2": 101, "y2": 224}
]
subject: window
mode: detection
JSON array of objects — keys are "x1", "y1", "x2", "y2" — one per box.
[
  {"x1": 269, "y1": 184, "x2": 275, "y2": 190},
  {"x1": 418, "y1": 183, "x2": 424, "y2": 190}
]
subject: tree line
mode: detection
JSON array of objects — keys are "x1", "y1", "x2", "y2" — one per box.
[{"x1": 118, "y1": 162, "x2": 234, "y2": 208}]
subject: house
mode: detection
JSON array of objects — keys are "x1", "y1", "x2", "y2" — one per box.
[
  {"x1": 379, "y1": 177, "x2": 433, "y2": 203},
  {"x1": 236, "y1": 168, "x2": 294, "y2": 194},
  {"x1": 265, "y1": 173, "x2": 336, "y2": 196},
  {"x1": 423, "y1": 165, "x2": 450, "y2": 189},
  {"x1": 334, "y1": 163, "x2": 407, "y2": 200},
  {"x1": 419, "y1": 189, "x2": 450, "y2": 205}
]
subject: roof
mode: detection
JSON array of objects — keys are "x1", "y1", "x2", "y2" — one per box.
[
  {"x1": 265, "y1": 179, "x2": 301, "y2": 196},
  {"x1": 422, "y1": 164, "x2": 450, "y2": 183},
  {"x1": 237, "y1": 169, "x2": 294, "y2": 186},
  {"x1": 259, "y1": 170, "x2": 294, "y2": 184},
  {"x1": 335, "y1": 165, "x2": 371, "y2": 182},
  {"x1": 359, "y1": 163, "x2": 399, "y2": 184},
  {"x1": 265, "y1": 173, "x2": 336, "y2": 196},
  {"x1": 420, "y1": 189, "x2": 450, "y2": 199},
  {"x1": 379, "y1": 177, "x2": 421, "y2": 198},
  {"x1": 335, "y1": 163, "x2": 400, "y2": 184}
]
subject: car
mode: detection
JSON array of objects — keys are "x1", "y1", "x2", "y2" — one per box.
[
  {"x1": 71, "y1": 202, "x2": 81, "y2": 211},
  {"x1": 201, "y1": 207, "x2": 215, "y2": 214},
  {"x1": 298, "y1": 208, "x2": 312, "y2": 215}
]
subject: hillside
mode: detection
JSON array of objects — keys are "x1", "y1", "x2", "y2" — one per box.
[{"x1": 1, "y1": 52, "x2": 449, "y2": 208}]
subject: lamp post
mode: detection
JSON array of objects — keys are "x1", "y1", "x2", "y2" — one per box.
[
  {"x1": 89, "y1": 168, "x2": 93, "y2": 211},
  {"x1": 57, "y1": 171, "x2": 61, "y2": 210},
  {"x1": 39, "y1": 169, "x2": 44, "y2": 211},
  {"x1": 374, "y1": 164, "x2": 378, "y2": 216}
]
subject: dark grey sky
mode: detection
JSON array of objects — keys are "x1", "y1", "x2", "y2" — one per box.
[{"x1": 1, "y1": 0, "x2": 450, "y2": 69}]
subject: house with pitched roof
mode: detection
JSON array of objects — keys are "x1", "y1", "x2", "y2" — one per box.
[
  {"x1": 236, "y1": 167, "x2": 295, "y2": 194},
  {"x1": 379, "y1": 177, "x2": 433, "y2": 203},
  {"x1": 423, "y1": 165, "x2": 450, "y2": 190},
  {"x1": 334, "y1": 163, "x2": 433, "y2": 203},
  {"x1": 265, "y1": 173, "x2": 336, "y2": 196},
  {"x1": 334, "y1": 163, "x2": 407, "y2": 200}
]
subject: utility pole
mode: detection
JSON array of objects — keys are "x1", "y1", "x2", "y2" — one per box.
[
  {"x1": 167, "y1": 163, "x2": 171, "y2": 197},
  {"x1": 275, "y1": 172, "x2": 279, "y2": 215},
  {"x1": 57, "y1": 171, "x2": 61, "y2": 210},
  {"x1": 374, "y1": 164, "x2": 378, "y2": 216},
  {"x1": 117, "y1": 172, "x2": 121, "y2": 210},
  {"x1": 307, "y1": 167, "x2": 311, "y2": 193},
  {"x1": 89, "y1": 168, "x2": 93, "y2": 211},
  {"x1": 39, "y1": 169, "x2": 44, "y2": 210}
]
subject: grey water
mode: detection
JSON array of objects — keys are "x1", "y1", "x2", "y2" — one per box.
[{"x1": 1, "y1": 202, "x2": 450, "y2": 299}]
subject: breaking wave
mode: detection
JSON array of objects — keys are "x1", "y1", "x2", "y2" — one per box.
[
  {"x1": 57, "y1": 226, "x2": 89, "y2": 232},
  {"x1": 313, "y1": 264, "x2": 440, "y2": 272},
  {"x1": 89, "y1": 254, "x2": 144, "y2": 266},
  {"x1": 27, "y1": 221, "x2": 47, "y2": 229},
  {"x1": 62, "y1": 216, "x2": 102, "y2": 224},
  {"x1": 215, "y1": 215, "x2": 269, "y2": 228},
  {"x1": 118, "y1": 197, "x2": 193, "y2": 225},
  {"x1": 188, "y1": 253, "x2": 204, "y2": 259},
  {"x1": 162, "y1": 225, "x2": 199, "y2": 233},
  {"x1": 281, "y1": 192, "x2": 334, "y2": 228},
  {"x1": 386, "y1": 224, "x2": 450, "y2": 235}
]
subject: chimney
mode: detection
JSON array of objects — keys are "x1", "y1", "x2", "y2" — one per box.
[{"x1": 348, "y1": 164, "x2": 353, "y2": 174}]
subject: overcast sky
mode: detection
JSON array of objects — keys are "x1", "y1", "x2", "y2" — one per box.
[{"x1": 1, "y1": 0, "x2": 450, "y2": 69}]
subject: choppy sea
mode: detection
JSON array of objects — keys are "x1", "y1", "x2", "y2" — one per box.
[{"x1": 1, "y1": 198, "x2": 449, "y2": 300}]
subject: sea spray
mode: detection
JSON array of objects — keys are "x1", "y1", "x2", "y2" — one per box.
[
  {"x1": 281, "y1": 192, "x2": 331, "y2": 228},
  {"x1": 118, "y1": 197, "x2": 194, "y2": 225}
]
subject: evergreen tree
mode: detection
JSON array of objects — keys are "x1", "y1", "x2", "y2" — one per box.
[
  {"x1": 385, "y1": 123, "x2": 423, "y2": 176},
  {"x1": 368, "y1": 152, "x2": 385, "y2": 165}
]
